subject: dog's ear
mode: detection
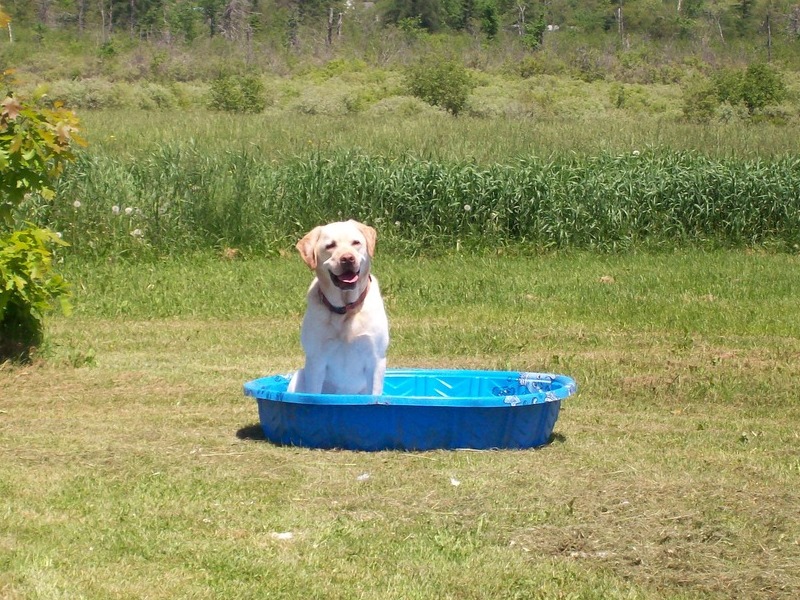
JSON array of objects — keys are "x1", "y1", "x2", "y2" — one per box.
[
  {"x1": 296, "y1": 227, "x2": 321, "y2": 269},
  {"x1": 352, "y1": 220, "x2": 377, "y2": 257}
]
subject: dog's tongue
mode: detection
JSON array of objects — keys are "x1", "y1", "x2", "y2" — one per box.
[{"x1": 339, "y1": 272, "x2": 359, "y2": 285}]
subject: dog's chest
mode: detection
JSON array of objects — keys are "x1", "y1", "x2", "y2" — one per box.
[
  {"x1": 322, "y1": 309, "x2": 372, "y2": 341},
  {"x1": 317, "y1": 330, "x2": 380, "y2": 394}
]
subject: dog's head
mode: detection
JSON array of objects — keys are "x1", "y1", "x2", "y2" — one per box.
[{"x1": 296, "y1": 220, "x2": 377, "y2": 292}]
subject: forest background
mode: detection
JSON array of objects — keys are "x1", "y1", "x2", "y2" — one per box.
[{"x1": 1, "y1": 0, "x2": 799, "y2": 123}]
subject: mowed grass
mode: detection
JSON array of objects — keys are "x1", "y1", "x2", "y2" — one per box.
[{"x1": 1, "y1": 251, "x2": 799, "y2": 599}]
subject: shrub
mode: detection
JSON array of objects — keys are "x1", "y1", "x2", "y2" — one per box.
[
  {"x1": 713, "y1": 63, "x2": 786, "y2": 115},
  {"x1": 1, "y1": 70, "x2": 80, "y2": 360},
  {"x1": 292, "y1": 86, "x2": 350, "y2": 116},
  {"x1": 713, "y1": 68, "x2": 744, "y2": 106},
  {"x1": 209, "y1": 74, "x2": 267, "y2": 113},
  {"x1": 141, "y1": 83, "x2": 178, "y2": 109},
  {"x1": 681, "y1": 75, "x2": 718, "y2": 122},
  {"x1": 404, "y1": 57, "x2": 473, "y2": 116},
  {"x1": 0, "y1": 227, "x2": 70, "y2": 360},
  {"x1": 739, "y1": 63, "x2": 786, "y2": 113},
  {"x1": 365, "y1": 96, "x2": 442, "y2": 117},
  {"x1": 571, "y1": 47, "x2": 605, "y2": 83}
]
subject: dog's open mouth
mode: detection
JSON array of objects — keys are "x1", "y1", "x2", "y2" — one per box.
[{"x1": 331, "y1": 270, "x2": 360, "y2": 290}]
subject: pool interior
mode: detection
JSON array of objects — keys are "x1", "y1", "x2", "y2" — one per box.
[{"x1": 381, "y1": 370, "x2": 560, "y2": 399}]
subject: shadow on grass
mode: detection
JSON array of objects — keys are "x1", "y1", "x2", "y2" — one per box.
[
  {"x1": 236, "y1": 423, "x2": 567, "y2": 449},
  {"x1": 236, "y1": 423, "x2": 266, "y2": 441}
]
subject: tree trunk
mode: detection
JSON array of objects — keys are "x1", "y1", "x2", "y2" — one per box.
[
  {"x1": 78, "y1": 0, "x2": 86, "y2": 33},
  {"x1": 287, "y1": 4, "x2": 299, "y2": 49},
  {"x1": 100, "y1": 1, "x2": 106, "y2": 42},
  {"x1": 130, "y1": 0, "x2": 136, "y2": 38},
  {"x1": 37, "y1": 0, "x2": 50, "y2": 26},
  {"x1": 766, "y1": 11, "x2": 771, "y2": 62},
  {"x1": 100, "y1": 0, "x2": 114, "y2": 37},
  {"x1": 162, "y1": 4, "x2": 171, "y2": 44},
  {"x1": 792, "y1": 7, "x2": 800, "y2": 38}
]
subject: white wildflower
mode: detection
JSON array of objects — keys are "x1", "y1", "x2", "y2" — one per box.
[
  {"x1": 463, "y1": 204, "x2": 472, "y2": 212},
  {"x1": 111, "y1": 205, "x2": 120, "y2": 215},
  {"x1": 632, "y1": 150, "x2": 640, "y2": 156},
  {"x1": 125, "y1": 207, "x2": 134, "y2": 216},
  {"x1": 131, "y1": 228, "x2": 143, "y2": 238},
  {"x1": 73, "y1": 200, "x2": 81, "y2": 209}
]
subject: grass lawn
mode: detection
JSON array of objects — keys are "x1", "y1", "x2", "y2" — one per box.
[{"x1": 1, "y1": 250, "x2": 798, "y2": 599}]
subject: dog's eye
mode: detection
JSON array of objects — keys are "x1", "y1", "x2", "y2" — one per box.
[
  {"x1": 352, "y1": 240, "x2": 361, "y2": 246},
  {"x1": 325, "y1": 241, "x2": 337, "y2": 250}
]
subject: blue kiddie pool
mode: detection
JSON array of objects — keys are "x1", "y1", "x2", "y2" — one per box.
[{"x1": 243, "y1": 369, "x2": 577, "y2": 451}]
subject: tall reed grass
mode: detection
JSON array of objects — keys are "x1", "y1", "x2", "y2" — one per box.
[{"x1": 29, "y1": 146, "x2": 800, "y2": 257}]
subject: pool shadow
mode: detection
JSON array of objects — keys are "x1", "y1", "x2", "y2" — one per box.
[
  {"x1": 236, "y1": 424, "x2": 567, "y2": 449},
  {"x1": 236, "y1": 423, "x2": 266, "y2": 442}
]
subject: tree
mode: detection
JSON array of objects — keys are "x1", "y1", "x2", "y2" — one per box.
[
  {"x1": 383, "y1": 0, "x2": 447, "y2": 32},
  {"x1": 478, "y1": 0, "x2": 499, "y2": 38},
  {"x1": 734, "y1": 0, "x2": 756, "y2": 34}
]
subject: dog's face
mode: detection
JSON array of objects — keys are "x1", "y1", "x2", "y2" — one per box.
[{"x1": 296, "y1": 220, "x2": 377, "y2": 292}]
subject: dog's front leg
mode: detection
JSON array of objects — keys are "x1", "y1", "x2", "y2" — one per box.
[
  {"x1": 368, "y1": 357, "x2": 387, "y2": 396},
  {"x1": 293, "y1": 360, "x2": 326, "y2": 394}
]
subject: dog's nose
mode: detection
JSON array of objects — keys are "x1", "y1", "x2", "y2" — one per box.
[{"x1": 340, "y1": 253, "x2": 356, "y2": 266}]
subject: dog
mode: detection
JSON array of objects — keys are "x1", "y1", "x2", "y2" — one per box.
[{"x1": 287, "y1": 220, "x2": 389, "y2": 396}]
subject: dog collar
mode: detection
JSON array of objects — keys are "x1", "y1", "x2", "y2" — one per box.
[{"x1": 319, "y1": 276, "x2": 371, "y2": 315}]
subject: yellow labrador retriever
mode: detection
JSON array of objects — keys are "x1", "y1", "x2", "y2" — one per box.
[{"x1": 287, "y1": 220, "x2": 389, "y2": 395}]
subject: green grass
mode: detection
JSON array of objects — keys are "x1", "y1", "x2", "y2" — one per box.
[
  {"x1": 78, "y1": 109, "x2": 800, "y2": 162},
  {"x1": 2, "y1": 251, "x2": 799, "y2": 599},
  {"x1": 30, "y1": 143, "x2": 800, "y2": 258},
  {"x1": 5, "y1": 97, "x2": 800, "y2": 598},
  {"x1": 14, "y1": 110, "x2": 797, "y2": 260}
]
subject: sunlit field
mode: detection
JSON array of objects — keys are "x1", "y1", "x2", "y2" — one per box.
[
  {"x1": 2, "y1": 251, "x2": 799, "y2": 599},
  {"x1": 3, "y1": 106, "x2": 800, "y2": 599}
]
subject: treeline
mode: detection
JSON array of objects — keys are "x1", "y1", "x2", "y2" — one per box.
[{"x1": 3, "y1": 0, "x2": 800, "y2": 50}]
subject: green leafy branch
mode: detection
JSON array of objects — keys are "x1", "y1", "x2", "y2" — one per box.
[{"x1": 1, "y1": 69, "x2": 86, "y2": 226}]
